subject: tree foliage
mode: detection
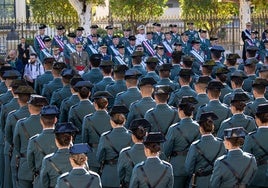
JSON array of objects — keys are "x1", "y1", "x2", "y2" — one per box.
[
  {"x1": 179, "y1": 0, "x2": 238, "y2": 36},
  {"x1": 110, "y1": 0, "x2": 168, "y2": 32},
  {"x1": 29, "y1": 0, "x2": 79, "y2": 27},
  {"x1": 251, "y1": 0, "x2": 268, "y2": 12}
]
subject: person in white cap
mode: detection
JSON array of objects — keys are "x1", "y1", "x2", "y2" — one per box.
[{"x1": 136, "y1": 25, "x2": 146, "y2": 45}]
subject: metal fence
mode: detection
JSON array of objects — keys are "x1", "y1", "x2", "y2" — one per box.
[{"x1": 0, "y1": 12, "x2": 268, "y2": 58}]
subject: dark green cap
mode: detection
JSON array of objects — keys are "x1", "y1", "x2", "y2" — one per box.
[
  {"x1": 28, "y1": 95, "x2": 48, "y2": 106},
  {"x1": 14, "y1": 85, "x2": 35, "y2": 94}
]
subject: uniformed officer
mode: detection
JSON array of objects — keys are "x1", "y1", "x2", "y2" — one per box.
[
  {"x1": 238, "y1": 46, "x2": 261, "y2": 72},
  {"x1": 68, "y1": 81, "x2": 95, "y2": 143},
  {"x1": 85, "y1": 34, "x2": 101, "y2": 57},
  {"x1": 33, "y1": 24, "x2": 48, "y2": 58},
  {"x1": 118, "y1": 119, "x2": 151, "y2": 187},
  {"x1": 170, "y1": 51, "x2": 183, "y2": 81},
  {"x1": 189, "y1": 39, "x2": 206, "y2": 75},
  {"x1": 0, "y1": 79, "x2": 26, "y2": 188},
  {"x1": 52, "y1": 25, "x2": 68, "y2": 52},
  {"x1": 40, "y1": 36, "x2": 53, "y2": 63},
  {"x1": 63, "y1": 32, "x2": 77, "y2": 66},
  {"x1": 126, "y1": 77, "x2": 157, "y2": 128},
  {"x1": 217, "y1": 92, "x2": 257, "y2": 139},
  {"x1": 145, "y1": 85, "x2": 179, "y2": 135},
  {"x1": 108, "y1": 35, "x2": 120, "y2": 57},
  {"x1": 210, "y1": 45, "x2": 225, "y2": 77},
  {"x1": 210, "y1": 127, "x2": 257, "y2": 187},
  {"x1": 102, "y1": 25, "x2": 114, "y2": 46},
  {"x1": 55, "y1": 143, "x2": 102, "y2": 188},
  {"x1": 193, "y1": 76, "x2": 211, "y2": 118},
  {"x1": 50, "y1": 68, "x2": 75, "y2": 109},
  {"x1": 70, "y1": 43, "x2": 90, "y2": 75},
  {"x1": 164, "y1": 96, "x2": 200, "y2": 188},
  {"x1": 125, "y1": 35, "x2": 137, "y2": 57},
  {"x1": 96, "y1": 105, "x2": 132, "y2": 188},
  {"x1": 242, "y1": 58, "x2": 258, "y2": 93},
  {"x1": 34, "y1": 57, "x2": 54, "y2": 95},
  {"x1": 114, "y1": 69, "x2": 142, "y2": 109},
  {"x1": 0, "y1": 65, "x2": 10, "y2": 95},
  {"x1": 185, "y1": 112, "x2": 226, "y2": 188},
  {"x1": 59, "y1": 77, "x2": 83, "y2": 123},
  {"x1": 185, "y1": 22, "x2": 199, "y2": 43},
  {"x1": 168, "y1": 69, "x2": 197, "y2": 107},
  {"x1": 27, "y1": 105, "x2": 59, "y2": 188},
  {"x1": 40, "y1": 122, "x2": 78, "y2": 188},
  {"x1": 82, "y1": 91, "x2": 113, "y2": 173},
  {"x1": 92, "y1": 60, "x2": 114, "y2": 95},
  {"x1": 215, "y1": 67, "x2": 233, "y2": 102},
  {"x1": 225, "y1": 53, "x2": 239, "y2": 85},
  {"x1": 244, "y1": 78, "x2": 268, "y2": 117},
  {"x1": 130, "y1": 132, "x2": 174, "y2": 188},
  {"x1": 0, "y1": 69, "x2": 21, "y2": 105},
  {"x1": 157, "y1": 63, "x2": 180, "y2": 92},
  {"x1": 42, "y1": 62, "x2": 67, "y2": 102},
  {"x1": 180, "y1": 32, "x2": 191, "y2": 55},
  {"x1": 105, "y1": 65, "x2": 128, "y2": 109},
  {"x1": 75, "y1": 27, "x2": 87, "y2": 48},
  {"x1": 155, "y1": 45, "x2": 170, "y2": 65},
  {"x1": 13, "y1": 95, "x2": 48, "y2": 188},
  {"x1": 223, "y1": 70, "x2": 252, "y2": 106},
  {"x1": 200, "y1": 59, "x2": 215, "y2": 77},
  {"x1": 82, "y1": 54, "x2": 103, "y2": 84},
  {"x1": 196, "y1": 80, "x2": 231, "y2": 134},
  {"x1": 143, "y1": 57, "x2": 160, "y2": 82},
  {"x1": 5, "y1": 85, "x2": 34, "y2": 188},
  {"x1": 244, "y1": 103, "x2": 268, "y2": 187},
  {"x1": 131, "y1": 51, "x2": 147, "y2": 75}
]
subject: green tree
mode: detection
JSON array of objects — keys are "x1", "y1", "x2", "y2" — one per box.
[
  {"x1": 179, "y1": 0, "x2": 238, "y2": 36},
  {"x1": 110, "y1": 0, "x2": 168, "y2": 32},
  {"x1": 29, "y1": 0, "x2": 79, "y2": 27},
  {"x1": 251, "y1": 0, "x2": 268, "y2": 12}
]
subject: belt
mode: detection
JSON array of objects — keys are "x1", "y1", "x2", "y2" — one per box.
[
  {"x1": 257, "y1": 159, "x2": 268, "y2": 166},
  {"x1": 104, "y1": 159, "x2": 118, "y2": 165},
  {"x1": 171, "y1": 150, "x2": 188, "y2": 156},
  {"x1": 195, "y1": 169, "x2": 213, "y2": 177}
]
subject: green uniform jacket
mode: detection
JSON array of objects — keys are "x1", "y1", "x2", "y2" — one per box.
[
  {"x1": 96, "y1": 127, "x2": 132, "y2": 187},
  {"x1": 0, "y1": 81, "x2": 7, "y2": 95},
  {"x1": 55, "y1": 168, "x2": 102, "y2": 188},
  {"x1": 27, "y1": 129, "x2": 57, "y2": 187},
  {"x1": 114, "y1": 87, "x2": 142, "y2": 109},
  {"x1": 157, "y1": 78, "x2": 180, "y2": 92},
  {"x1": 82, "y1": 68, "x2": 103, "y2": 84},
  {"x1": 126, "y1": 97, "x2": 156, "y2": 128},
  {"x1": 92, "y1": 77, "x2": 114, "y2": 96},
  {"x1": 0, "y1": 90, "x2": 13, "y2": 106},
  {"x1": 129, "y1": 157, "x2": 174, "y2": 188},
  {"x1": 41, "y1": 78, "x2": 63, "y2": 102},
  {"x1": 145, "y1": 104, "x2": 179, "y2": 135},
  {"x1": 118, "y1": 143, "x2": 146, "y2": 185},
  {"x1": 196, "y1": 100, "x2": 231, "y2": 134},
  {"x1": 34, "y1": 71, "x2": 53, "y2": 95},
  {"x1": 50, "y1": 84, "x2": 72, "y2": 109},
  {"x1": 40, "y1": 148, "x2": 72, "y2": 188},
  {"x1": 82, "y1": 110, "x2": 111, "y2": 169},
  {"x1": 223, "y1": 88, "x2": 253, "y2": 106},
  {"x1": 244, "y1": 98, "x2": 268, "y2": 118},
  {"x1": 242, "y1": 75, "x2": 257, "y2": 93},
  {"x1": 68, "y1": 100, "x2": 95, "y2": 143},
  {"x1": 144, "y1": 71, "x2": 160, "y2": 82},
  {"x1": 210, "y1": 149, "x2": 257, "y2": 188},
  {"x1": 164, "y1": 118, "x2": 200, "y2": 176},
  {"x1": 13, "y1": 115, "x2": 43, "y2": 181},
  {"x1": 243, "y1": 128, "x2": 268, "y2": 187},
  {"x1": 59, "y1": 94, "x2": 80, "y2": 123},
  {"x1": 105, "y1": 80, "x2": 127, "y2": 109},
  {"x1": 217, "y1": 113, "x2": 257, "y2": 139},
  {"x1": 168, "y1": 86, "x2": 197, "y2": 107},
  {"x1": 185, "y1": 135, "x2": 226, "y2": 188}
]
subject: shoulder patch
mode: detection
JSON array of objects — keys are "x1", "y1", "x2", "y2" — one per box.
[
  {"x1": 162, "y1": 160, "x2": 172, "y2": 167},
  {"x1": 84, "y1": 113, "x2": 94, "y2": 119},
  {"x1": 101, "y1": 130, "x2": 112, "y2": 136},
  {"x1": 58, "y1": 172, "x2": 69, "y2": 179},
  {"x1": 44, "y1": 152, "x2": 54, "y2": 159},
  {"x1": 136, "y1": 161, "x2": 145, "y2": 168},
  {"x1": 89, "y1": 170, "x2": 100, "y2": 178},
  {"x1": 217, "y1": 155, "x2": 227, "y2": 161},
  {"x1": 17, "y1": 117, "x2": 27, "y2": 124},
  {"x1": 29, "y1": 134, "x2": 39, "y2": 140},
  {"x1": 120, "y1": 146, "x2": 131, "y2": 153},
  {"x1": 192, "y1": 139, "x2": 201, "y2": 145},
  {"x1": 146, "y1": 108, "x2": 155, "y2": 114},
  {"x1": 8, "y1": 110, "x2": 16, "y2": 116},
  {"x1": 248, "y1": 130, "x2": 257, "y2": 135}
]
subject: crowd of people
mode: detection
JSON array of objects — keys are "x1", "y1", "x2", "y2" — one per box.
[{"x1": 0, "y1": 20, "x2": 267, "y2": 188}]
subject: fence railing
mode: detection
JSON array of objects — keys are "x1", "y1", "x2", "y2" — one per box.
[{"x1": 0, "y1": 12, "x2": 267, "y2": 57}]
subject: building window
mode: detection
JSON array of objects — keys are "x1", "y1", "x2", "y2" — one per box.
[{"x1": 0, "y1": 0, "x2": 15, "y2": 18}]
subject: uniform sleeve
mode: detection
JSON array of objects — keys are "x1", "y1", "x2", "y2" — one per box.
[
  {"x1": 114, "y1": 94, "x2": 121, "y2": 106},
  {"x1": 27, "y1": 139, "x2": 35, "y2": 171},
  {"x1": 55, "y1": 177, "x2": 63, "y2": 188},
  {"x1": 117, "y1": 151, "x2": 128, "y2": 183},
  {"x1": 210, "y1": 160, "x2": 222, "y2": 188},
  {"x1": 129, "y1": 166, "x2": 139, "y2": 188},
  {"x1": 82, "y1": 117, "x2": 91, "y2": 144},
  {"x1": 163, "y1": 127, "x2": 175, "y2": 157},
  {"x1": 125, "y1": 104, "x2": 135, "y2": 129},
  {"x1": 167, "y1": 92, "x2": 176, "y2": 107},
  {"x1": 167, "y1": 165, "x2": 174, "y2": 188},
  {"x1": 59, "y1": 102, "x2": 67, "y2": 123},
  {"x1": 13, "y1": 121, "x2": 21, "y2": 154},
  {"x1": 0, "y1": 104, "x2": 6, "y2": 133},
  {"x1": 40, "y1": 158, "x2": 50, "y2": 188},
  {"x1": 185, "y1": 144, "x2": 197, "y2": 175},
  {"x1": 217, "y1": 121, "x2": 226, "y2": 139},
  {"x1": 96, "y1": 136, "x2": 106, "y2": 163},
  {"x1": 5, "y1": 114, "x2": 14, "y2": 145}
]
